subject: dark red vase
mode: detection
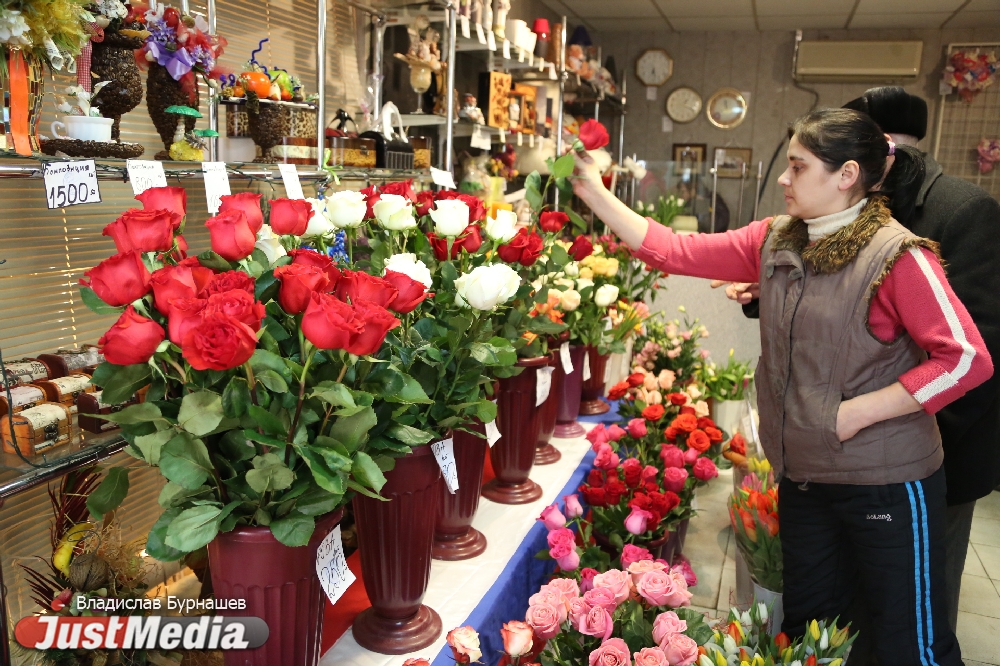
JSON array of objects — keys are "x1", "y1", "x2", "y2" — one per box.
[
  {"x1": 482, "y1": 356, "x2": 548, "y2": 504},
  {"x1": 207, "y1": 509, "x2": 344, "y2": 666},
  {"x1": 579, "y1": 346, "x2": 611, "y2": 415},
  {"x1": 353, "y1": 445, "x2": 443, "y2": 654},
  {"x1": 535, "y1": 352, "x2": 562, "y2": 465},
  {"x1": 554, "y1": 344, "x2": 587, "y2": 438},
  {"x1": 432, "y1": 426, "x2": 488, "y2": 560}
]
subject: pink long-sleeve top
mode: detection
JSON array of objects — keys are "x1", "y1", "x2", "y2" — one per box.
[{"x1": 635, "y1": 219, "x2": 994, "y2": 415}]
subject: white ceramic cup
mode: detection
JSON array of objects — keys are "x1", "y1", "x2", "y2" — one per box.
[{"x1": 50, "y1": 116, "x2": 114, "y2": 143}]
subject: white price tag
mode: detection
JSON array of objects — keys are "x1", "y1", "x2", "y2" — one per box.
[
  {"x1": 583, "y1": 353, "x2": 592, "y2": 381},
  {"x1": 430, "y1": 166, "x2": 457, "y2": 189},
  {"x1": 43, "y1": 160, "x2": 101, "y2": 210},
  {"x1": 539, "y1": 59, "x2": 546, "y2": 72},
  {"x1": 127, "y1": 159, "x2": 167, "y2": 195},
  {"x1": 548, "y1": 63, "x2": 558, "y2": 80},
  {"x1": 487, "y1": 30, "x2": 497, "y2": 51},
  {"x1": 460, "y1": 15, "x2": 471, "y2": 39},
  {"x1": 502, "y1": 39, "x2": 511, "y2": 59},
  {"x1": 476, "y1": 23, "x2": 486, "y2": 44},
  {"x1": 516, "y1": 131, "x2": 523, "y2": 146},
  {"x1": 518, "y1": 47, "x2": 525, "y2": 63},
  {"x1": 662, "y1": 116, "x2": 673, "y2": 133},
  {"x1": 431, "y1": 438, "x2": 459, "y2": 494},
  {"x1": 536, "y1": 366, "x2": 554, "y2": 407},
  {"x1": 278, "y1": 163, "x2": 305, "y2": 200},
  {"x1": 485, "y1": 400, "x2": 501, "y2": 446},
  {"x1": 201, "y1": 162, "x2": 231, "y2": 215},
  {"x1": 647, "y1": 86, "x2": 658, "y2": 101},
  {"x1": 316, "y1": 525, "x2": 356, "y2": 606},
  {"x1": 498, "y1": 128, "x2": 506, "y2": 143},
  {"x1": 529, "y1": 134, "x2": 535, "y2": 147},
  {"x1": 603, "y1": 356, "x2": 613, "y2": 383},
  {"x1": 471, "y1": 126, "x2": 492, "y2": 150},
  {"x1": 560, "y1": 342, "x2": 574, "y2": 374}
]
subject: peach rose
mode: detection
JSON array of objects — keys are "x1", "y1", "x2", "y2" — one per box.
[
  {"x1": 589, "y1": 638, "x2": 630, "y2": 666},
  {"x1": 583, "y1": 586, "x2": 619, "y2": 612},
  {"x1": 577, "y1": 605, "x2": 614, "y2": 642},
  {"x1": 636, "y1": 570, "x2": 675, "y2": 607},
  {"x1": 651, "y1": 611, "x2": 688, "y2": 644},
  {"x1": 660, "y1": 633, "x2": 698, "y2": 666},
  {"x1": 592, "y1": 569, "x2": 632, "y2": 604},
  {"x1": 529, "y1": 587, "x2": 568, "y2": 623},
  {"x1": 627, "y1": 559, "x2": 668, "y2": 585},
  {"x1": 525, "y1": 601, "x2": 562, "y2": 640},
  {"x1": 633, "y1": 646, "x2": 669, "y2": 666},
  {"x1": 568, "y1": 597, "x2": 592, "y2": 626},
  {"x1": 501, "y1": 621, "x2": 534, "y2": 657},
  {"x1": 664, "y1": 569, "x2": 693, "y2": 607},
  {"x1": 547, "y1": 577, "x2": 581, "y2": 602},
  {"x1": 446, "y1": 626, "x2": 482, "y2": 663}
]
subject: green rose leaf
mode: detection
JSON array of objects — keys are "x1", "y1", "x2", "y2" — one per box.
[
  {"x1": 326, "y1": 407, "x2": 377, "y2": 452},
  {"x1": 104, "y1": 401, "x2": 161, "y2": 425},
  {"x1": 525, "y1": 171, "x2": 543, "y2": 210},
  {"x1": 245, "y1": 453, "x2": 295, "y2": 494},
  {"x1": 248, "y1": 405, "x2": 288, "y2": 437},
  {"x1": 386, "y1": 424, "x2": 433, "y2": 446},
  {"x1": 351, "y1": 451, "x2": 387, "y2": 493},
  {"x1": 551, "y1": 153, "x2": 576, "y2": 179},
  {"x1": 295, "y1": 488, "x2": 342, "y2": 516},
  {"x1": 197, "y1": 250, "x2": 235, "y2": 272},
  {"x1": 312, "y1": 382, "x2": 356, "y2": 409},
  {"x1": 251, "y1": 350, "x2": 294, "y2": 383},
  {"x1": 146, "y1": 508, "x2": 186, "y2": 562},
  {"x1": 86, "y1": 467, "x2": 130, "y2": 522},
  {"x1": 178, "y1": 390, "x2": 224, "y2": 436},
  {"x1": 564, "y1": 206, "x2": 588, "y2": 234},
  {"x1": 256, "y1": 369, "x2": 289, "y2": 393},
  {"x1": 159, "y1": 433, "x2": 213, "y2": 489},
  {"x1": 79, "y1": 286, "x2": 124, "y2": 315},
  {"x1": 129, "y1": 429, "x2": 173, "y2": 465},
  {"x1": 296, "y1": 446, "x2": 347, "y2": 495},
  {"x1": 165, "y1": 505, "x2": 222, "y2": 553},
  {"x1": 270, "y1": 513, "x2": 315, "y2": 547},
  {"x1": 222, "y1": 378, "x2": 253, "y2": 418}
]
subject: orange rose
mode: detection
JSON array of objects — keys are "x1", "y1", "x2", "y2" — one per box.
[
  {"x1": 687, "y1": 429, "x2": 710, "y2": 452},
  {"x1": 672, "y1": 414, "x2": 698, "y2": 433}
]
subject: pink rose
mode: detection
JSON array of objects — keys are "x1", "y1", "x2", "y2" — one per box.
[
  {"x1": 556, "y1": 548, "x2": 581, "y2": 571},
  {"x1": 625, "y1": 506, "x2": 653, "y2": 535},
  {"x1": 627, "y1": 418, "x2": 648, "y2": 439},
  {"x1": 526, "y1": 601, "x2": 562, "y2": 640},
  {"x1": 594, "y1": 443, "x2": 620, "y2": 471},
  {"x1": 539, "y1": 503, "x2": 567, "y2": 530},
  {"x1": 642, "y1": 465, "x2": 659, "y2": 483},
  {"x1": 593, "y1": 569, "x2": 632, "y2": 604},
  {"x1": 588, "y1": 637, "x2": 630, "y2": 666},
  {"x1": 547, "y1": 577, "x2": 580, "y2": 602},
  {"x1": 636, "y1": 570, "x2": 677, "y2": 607},
  {"x1": 586, "y1": 423, "x2": 609, "y2": 449},
  {"x1": 577, "y1": 605, "x2": 614, "y2": 643},
  {"x1": 606, "y1": 424, "x2": 626, "y2": 441},
  {"x1": 580, "y1": 567, "x2": 598, "y2": 593},
  {"x1": 620, "y1": 544, "x2": 653, "y2": 570},
  {"x1": 683, "y1": 447, "x2": 700, "y2": 465},
  {"x1": 651, "y1": 611, "x2": 688, "y2": 645},
  {"x1": 529, "y1": 587, "x2": 568, "y2": 623},
  {"x1": 500, "y1": 621, "x2": 534, "y2": 658},
  {"x1": 564, "y1": 493, "x2": 584, "y2": 518},
  {"x1": 568, "y1": 597, "x2": 592, "y2": 627},
  {"x1": 662, "y1": 467, "x2": 689, "y2": 494},
  {"x1": 660, "y1": 633, "x2": 698, "y2": 666},
  {"x1": 627, "y1": 560, "x2": 667, "y2": 585},
  {"x1": 672, "y1": 558, "x2": 698, "y2": 588},
  {"x1": 661, "y1": 569, "x2": 693, "y2": 608},
  {"x1": 582, "y1": 586, "x2": 619, "y2": 612},
  {"x1": 633, "y1": 647, "x2": 669, "y2": 666},
  {"x1": 660, "y1": 444, "x2": 685, "y2": 468},
  {"x1": 547, "y1": 527, "x2": 576, "y2": 550},
  {"x1": 693, "y1": 456, "x2": 719, "y2": 481}
]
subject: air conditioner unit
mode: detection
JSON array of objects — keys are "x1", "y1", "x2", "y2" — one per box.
[{"x1": 794, "y1": 40, "x2": 923, "y2": 82}]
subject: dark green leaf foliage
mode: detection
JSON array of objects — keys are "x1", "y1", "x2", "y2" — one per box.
[
  {"x1": 86, "y1": 468, "x2": 129, "y2": 521},
  {"x1": 92, "y1": 363, "x2": 152, "y2": 405},
  {"x1": 79, "y1": 286, "x2": 124, "y2": 315}
]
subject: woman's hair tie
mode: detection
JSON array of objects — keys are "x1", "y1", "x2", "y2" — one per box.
[{"x1": 887, "y1": 140, "x2": 896, "y2": 156}]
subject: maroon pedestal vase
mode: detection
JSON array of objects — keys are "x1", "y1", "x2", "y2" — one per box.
[
  {"x1": 482, "y1": 356, "x2": 548, "y2": 504},
  {"x1": 433, "y1": 426, "x2": 488, "y2": 560},
  {"x1": 353, "y1": 445, "x2": 443, "y2": 654},
  {"x1": 554, "y1": 344, "x2": 587, "y2": 438},
  {"x1": 535, "y1": 352, "x2": 563, "y2": 465},
  {"x1": 579, "y1": 346, "x2": 611, "y2": 415},
  {"x1": 208, "y1": 509, "x2": 344, "y2": 666}
]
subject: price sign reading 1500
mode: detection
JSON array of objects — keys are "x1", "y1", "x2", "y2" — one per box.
[{"x1": 43, "y1": 160, "x2": 101, "y2": 210}]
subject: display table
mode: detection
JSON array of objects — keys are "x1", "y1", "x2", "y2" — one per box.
[{"x1": 320, "y1": 430, "x2": 596, "y2": 666}]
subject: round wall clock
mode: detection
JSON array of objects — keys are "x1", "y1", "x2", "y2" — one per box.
[
  {"x1": 666, "y1": 86, "x2": 702, "y2": 123},
  {"x1": 635, "y1": 48, "x2": 673, "y2": 87},
  {"x1": 706, "y1": 88, "x2": 748, "y2": 129}
]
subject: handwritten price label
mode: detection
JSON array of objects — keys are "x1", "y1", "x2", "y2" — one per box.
[
  {"x1": 43, "y1": 160, "x2": 101, "y2": 210},
  {"x1": 471, "y1": 126, "x2": 492, "y2": 151},
  {"x1": 485, "y1": 399, "x2": 501, "y2": 446},
  {"x1": 430, "y1": 166, "x2": 457, "y2": 190},
  {"x1": 536, "y1": 366, "x2": 554, "y2": 407},
  {"x1": 316, "y1": 525, "x2": 356, "y2": 606},
  {"x1": 202, "y1": 162, "x2": 231, "y2": 214},
  {"x1": 460, "y1": 15, "x2": 471, "y2": 38},
  {"x1": 431, "y1": 438, "x2": 459, "y2": 494},
  {"x1": 583, "y1": 352, "x2": 592, "y2": 381},
  {"x1": 126, "y1": 159, "x2": 167, "y2": 195},
  {"x1": 502, "y1": 39, "x2": 511, "y2": 60},
  {"x1": 476, "y1": 22, "x2": 486, "y2": 44},
  {"x1": 560, "y1": 342, "x2": 574, "y2": 374},
  {"x1": 278, "y1": 163, "x2": 305, "y2": 200}
]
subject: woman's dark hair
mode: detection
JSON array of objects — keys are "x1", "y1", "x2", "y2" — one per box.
[{"x1": 789, "y1": 108, "x2": 925, "y2": 223}]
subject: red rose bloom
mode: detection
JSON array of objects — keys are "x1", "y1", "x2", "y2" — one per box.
[
  {"x1": 301, "y1": 292, "x2": 364, "y2": 351},
  {"x1": 672, "y1": 413, "x2": 699, "y2": 433},
  {"x1": 273, "y1": 264, "x2": 332, "y2": 315},
  {"x1": 627, "y1": 372, "x2": 646, "y2": 388},
  {"x1": 427, "y1": 224, "x2": 483, "y2": 260},
  {"x1": 628, "y1": 493, "x2": 652, "y2": 511},
  {"x1": 705, "y1": 426, "x2": 724, "y2": 443},
  {"x1": 335, "y1": 269, "x2": 398, "y2": 308},
  {"x1": 203, "y1": 290, "x2": 266, "y2": 331},
  {"x1": 206, "y1": 209, "x2": 257, "y2": 261},
  {"x1": 568, "y1": 235, "x2": 594, "y2": 261},
  {"x1": 288, "y1": 249, "x2": 341, "y2": 286},
  {"x1": 345, "y1": 299, "x2": 400, "y2": 356},
  {"x1": 687, "y1": 429, "x2": 711, "y2": 453},
  {"x1": 538, "y1": 211, "x2": 569, "y2": 233},
  {"x1": 135, "y1": 186, "x2": 187, "y2": 219},
  {"x1": 201, "y1": 270, "x2": 255, "y2": 297},
  {"x1": 81, "y1": 251, "x2": 152, "y2": 307},
  {"x1": 383, "y1": 270, "x2": 428, "y2": 314},
  {"x1": 218, "y1": 192, "x2": 264, "y2": 234},
  {"x1": 167, "y1": 297, "x2": 208, "y2": 344},
  {"x1": 668, "y1": 392, "x2": 688, "y2": 405},
  {"x1": 661, "y1": 490, "x2": 681, "y2": 513},
  {"x1": 642, "y1": 404, "x2": 665, "y2": 421},
  {"x1": 99, "y1": 306, "x2": 165, "y2": 365},
  {"x1": 604, "y1": 479, "x2": 627, "y2": 505},
  {"x1": 269, "y1": 198, "x2": 314, "y2": 236},
  {"x1": 697, "y1": 417, "x2": 717, "y2": 430},
  {"x1": 103, "y1": 208, "x2": 180, "y2": 253},
  {"x1": 182, "y1": 314, "x2": 258, "y2": 371},
  {"x1": 497, "y1": 228, "x2": 544, "y2": 267},
  {"x1": 149, "y1": 262, "x2": 215, "y2": 315},
  {"x1": 414, "y1": 190, "x2": 436, "y2": 217},
  {"x1": 360, "y1": 184, "x2": 380, "y2": 219},
  {"x1": 607, "y1": 381, "x2": 629, "y2": 400},
  {"x1": 578, "y1": 119, "x2": 610, "y2": 151},
  {"x1": 729, "y1": 433, "x2": 747, "y2": 455},
  {"x1": 647, "y1": 491, "x2": 668, "y2": 515},
  {"x1": 380, "y1": 179, "x2": 417, "y2": 202},
  {"x1": 622, "y1": 458, "x2": 643, "y2": 488},
  {"x1": 436, "y1": 191, "x2": 486, "y2": 222},
  {"x1": 586, "y1": 469, "x2": 605, "y2": 488},
  {"x1": 680, "y1": 405, "x2": 696, "y2": 416},
  {"x1": 581, "y1": 485, "x2": 607, "y2": 507},
  {"x1": 664, "y1": 426, "x2": 679, "y2": 441}
]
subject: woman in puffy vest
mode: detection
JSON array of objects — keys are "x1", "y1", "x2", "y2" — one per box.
[{"x1": 570, "y1": 108, "x2": 992, "y2": 664}]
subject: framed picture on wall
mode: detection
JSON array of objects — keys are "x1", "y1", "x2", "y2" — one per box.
[
  {"x1": 714, "y1": 147, "x2": 752, "y2": 178},
  {"x1": 672, "y1": 143, "x2": 706, "y2": 168}
]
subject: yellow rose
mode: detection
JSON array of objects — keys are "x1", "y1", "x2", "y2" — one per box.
[{"x1": 579, "y1": 266, "x2": 594, "y2": 279}]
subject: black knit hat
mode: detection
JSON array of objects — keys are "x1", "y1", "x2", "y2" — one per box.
[{"x1": 843, "y1": 86, "x2": 928, "y2": 140}]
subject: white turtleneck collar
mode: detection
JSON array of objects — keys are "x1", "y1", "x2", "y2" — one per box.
[{"x1": 804, "y1": 198, "x2": 867, "y2": 242}]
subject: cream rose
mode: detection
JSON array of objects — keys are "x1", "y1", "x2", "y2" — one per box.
[
  {"x1": 445, "y1": 626, "x2": 482, "y2": 663},
  {"x1": 576, "y1": 277, "x2": 595, "y2": 292},
  {"x1": 455, "y1": 264, "x2": 520, "y2": 310},
  {"x1": 594, "y1": 284, "x2": 620, "y2": 307},
  {"x1": 384, "y1": 253, "x2": 433, "y2": 289},
  {"x1": 429, "y1": 198, "x2": 470, "y2": 236},
  {"x1": 373, "y1": 193, "x2": 417, "y2": 230},
  {"x1": 485, "y1": 208, "x2": 518, "y2": 242},
  {"x1": 500, "y1": 621, "x2": 534, "y2": 657},
  {"x1": 303, "y1": 198, "x2": 335, "y2": 237},
  {"x1": 254, "y1": 224, "x2": 287, "y2": 265},
  {"x1": 559, "y1": 288, "x2": 582, "y2": 312},
  {"x1": 325, "y1": 190, "x2": 369, "y2": 229}
]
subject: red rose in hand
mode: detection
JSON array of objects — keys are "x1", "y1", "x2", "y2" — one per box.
[
  {"x1": 289, "y1": 249, "x2": 341, "y2": 286},
  {"x1": 204, "y1": 289, "x2": 265, "y2": 331},
  {"x1": 497, "y1": 228, "x2": 544, "y2": 266},
  {"x1": 729, "y1": 432, "x2": 747, "y2": 456},
  {"x1": 335, "y1": 269, "x2": 398, "y2": 308},
  {"x1": 538, "y1": 211, "x2": 569, "y2": 233},
  {"x1": 219, "y1": 192, "x2": 264, "y2": 234},
  {"x1": 672, "y1": 413, "x2": 698, "y2": 433},
  {"x1": 641, "y1": 404, "x2": 665, "y2": 421},
  {"x1": 383, "y1": 270, "x2": 429, "y2": 314},
  {"x1": 81, "y1": 251, "x2": 152, "y2": 306},
  {"x1": 578, "y1": 119, "x2": 610, "y2": 151},
  {"x1": 568, "y1": 234, "x2": 594, "y2": 261},
  {"x1": 206, "y1": 209, "x2": 257, "y2": 261},
  {"x1": 687, "y1": 429, "x2": 711, "y2": 452},
  {"x1": 380, "y1": 179, "x2": 417, "y2": 202},
  {"x1": 427, "y1": 224, "x2": 483, "y2": 260},
  {"x1": 201, "y1": 270, "x2": 255, "y2": 297},
  {"x1": 135, "y1": 186, "x2": 187, "y2": 219},
  {"x1": 150, "y1": 262, "x2": 215, "y2": 315},
  {"x1": 346, "y1": 299, "x2": 400, "y2": 356},
  {"x1": 167, "y1": 297, "x2": 208, "y2": 344},
  {"x1": 99, "y1": 306, "x2": 165, "y2": 365},
  {"x1": 436, "y1": 191, "x2": 485, "y2": 222},
  {"x1": 182, "y1": 314, "x2": 258, "y2": 371},
  {"x1": 607, "y1": 381, "x2": 629, "y2": 400},
  {"x1": 103, "y1": 208, "x2": 180, "y2": 253},
  {"x1": 273, "y1": 264, "x2": 331, "y2": 315},
  {"x1": 269, "y1": 198, "x2": 314, "y2": 236},
  {"x1": 414, "y1": 189, "x2": 436, "y2": 217},
  {"x1": 301, "y1": 292, "x2": 364, "y2": 350},
  {"x1": 360, "y1": 184, "x2": 380, "y2": 219}
]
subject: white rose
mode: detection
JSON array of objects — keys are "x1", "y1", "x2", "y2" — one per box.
[
  {"x1": 594, "y1": 284, "x2": 620, "y2": 307},
  {"x1": 484, "y1": 208, "x2": 517, "y2": 242},
  {"x1": 564, "y1": 261, "x2": 580, "y2": 277},
  {"x1": 553, "y1": 278, "x2": 575, "y2": 290},
  {"x1": 559, "y1": 288, "x2": 581, "y2": 311},
  {"x1": 384, "y1": 253, "x2": 433, "y2": 289},
  {"x1": 455, "y1": 264, "x2": 520, "y2": 310},
  {"x1": 429, "y1": 199, "x2": 470, "y2": 237},
  {"x1": 575, "y1": 277, "x2": 595, "y2": 292},
  {"x1": 373, "y1": 193, "x2": 416, "y2": 231},
  {"x1": 255, "y1": 224, "x2": 287, "y2": 265},
  {"x1": 326, "y1": 190, "x2": 368, "y2": 229},
  {"x1": 302, "y1": 198, "x2": 335, "y2": 237}
]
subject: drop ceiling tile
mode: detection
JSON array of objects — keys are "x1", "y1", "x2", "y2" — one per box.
[
  {"x1": 755, "y1": 0, "x2": 856, "y2": 16},
  {"x1": 537, "y1": 0, "x2": 578, "y2": 18},
  {"x1": 964, "y1": 0, "x2": 1000, "y2": 10},
  {"x1": 590, "y1": 17, "x2": 672, "y2": 31},
  {"x1": 653, "y1": 0, "x2": 753, "y2": 18},
  {"x1": 855, "y1": 0, "x2": 963, "y2": 13},
  {"x1": 757, "y1": 15, "x2": 849, "y2": 30},
  {"x1": 669, "y1": 15, "x2": 758, "y2": 30},
  {"x1": 569, "y1": 0, "x2": 662, "y2": 18},
  {"x1": 849, "y1": 12, "x2": 951, "y2": 28},
  {"x1": 944, "y1": 9, "x2": 1000, "y2": 27}
]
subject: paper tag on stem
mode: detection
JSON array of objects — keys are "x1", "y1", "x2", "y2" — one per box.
[
  {"x1": 603, "y1": 356, "x2": 613, "y2": 383},
  {"x1": 502, "y1": 39, "x2": 511, "y2": 59},
  {"x1": 431, "y1": 438, "x2": 459, "y2": 493},
  {"x1": 460, "y1": 15, "x2": 471, "y2": 38},
  {"x1": 485, "y1": 400, "x2": 501, "y2": 446},
  {"x1": 316, "y1": 525, "x2": 355, "y2": 605},
  {"x1": 476, "y1": 23, "x2": 486, "y2": 44},
  {"x1": 430, "y1": 166, "x2": 456, "y2": 189},
  {"x1": 43, "y1": 160, "x2": 101, "y2": 209},
  {"x1": 560, "y1": 342, "x2": 574, "y2": 374},
  {"x1": 471, "y1": 126, "x2": 492, "y2": 150},
  {"x1": 583, "y1": 353, "x2": 592, "y2": 381},
  {"x1": 127, "y1": 159, "x2": 167, "y2": 194},
  {"x1": 202, "y1": 162, "x2": 231, "y2": 214},
  {"x1": 536, "y1": 366, "x2": 554, "y2": 406},
  {"x1": 278, "y1": 163, "x2": 305, "y2": 199}
]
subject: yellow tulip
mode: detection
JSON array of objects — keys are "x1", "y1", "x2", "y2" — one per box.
[
  {"x1": 752, "y1": 655, "x2": 765, "y2": 666},
  {"x1": 809, "y1": 620, "x2": 821, "y2": 641},
  {"x1": 716, "y1": 652, "x2": 727, "y2": 666},
  {"x1": 829, "y1": 660, "x2": 842, "y2": 666},
  {"x1": 830, "y1": 626, "x2": 848, "y2": 647}
]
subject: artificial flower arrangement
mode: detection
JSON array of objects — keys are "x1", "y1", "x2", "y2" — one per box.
[
  {"x1": 139, "y1": 4, "x2": 227, "y2": 97},
  {"x1": 729, "y1": 464, "x2": 781, "y2": 593},
  {"x1": 698, "y1": 349, "x2": 754, "y2": 404},
  {"x1": 632, "y1": 309, "x2": 711, "y2": 385},
  {"x1": 0, "y1": 0, "x2": 91, "y2": 74},
  {"x1": 81, "y1": 186, "x2": 440, "y2": 557},
  {"x1": 941, "y1": 50, "x2": 998, "y2": 102}
]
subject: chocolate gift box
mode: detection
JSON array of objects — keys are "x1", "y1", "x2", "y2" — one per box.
[
  {"x1": 1, "y1": 359, "x2": 52, "y2": 388},
  {"x1": 37, "y1": 346, "x2": 104, "y2": 378},
  {"x1": 2, "y1": 403, "x2": 72, "y2": 456},
  {"x1": 34, "y1": 374, "x2": 95, "y2": 413},
  {"x1": 0, "y1": 385, "x2": 47, "y2": 418},
  {"x1": 77, "y1": 390, "x2": 137, "y2": 434}
]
